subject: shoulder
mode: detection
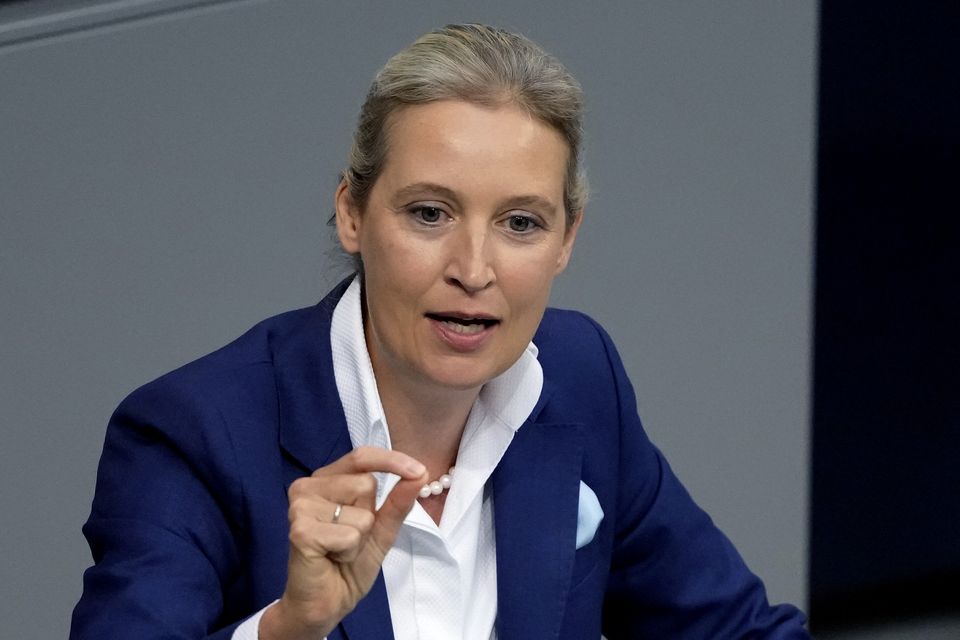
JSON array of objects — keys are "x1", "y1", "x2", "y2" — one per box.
[
  {"x1": 122, "y1": 306, "x2": 314, "y2": 417},
  {"x1": 123, "y1": 277, "x2": 352, "y2": 421},
  {"x1": 534, "y1": 307, "x2": 621, "y2": 375},
  {"x1": 95, "y1": 300, "x2": 337, "y2": 525},
  {"x1": 533, "y1": 307, "x2": 631, "y2": 424}
]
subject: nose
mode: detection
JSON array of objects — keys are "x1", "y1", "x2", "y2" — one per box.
[{"x1": 444, "y1": 222, "x2": 495, "y2": 294}]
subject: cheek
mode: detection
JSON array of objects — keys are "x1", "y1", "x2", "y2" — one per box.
[
  {"x1": 363, "y1": 228, "x2": 424, "y2": 280},
  {"x1": 363, "y1": 233, "x2": 438, "y2": 323},
  {"x1": 504, "y1": 253, "x2": 562, "y2": 313}
]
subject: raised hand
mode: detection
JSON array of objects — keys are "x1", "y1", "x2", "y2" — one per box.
[{"x1": 259, "y1": 447, "x2": 428, "y2": 640}]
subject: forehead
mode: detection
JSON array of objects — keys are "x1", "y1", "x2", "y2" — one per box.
[{"x1": 377, "y1": 100, "x2": 569, "y2": 203}]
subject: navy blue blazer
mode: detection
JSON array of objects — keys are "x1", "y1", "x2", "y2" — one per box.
[{"x1": 71, "y1": 279, "x2": 809, "y2": 639}]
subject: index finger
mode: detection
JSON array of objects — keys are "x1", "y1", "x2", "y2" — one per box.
[{"x1": 312, "y1": 446, "x2": 426, "y2": 481}]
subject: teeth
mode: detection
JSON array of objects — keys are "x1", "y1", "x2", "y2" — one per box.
[{"x1": 441, "y1": 320, "x2": 486, "y2": 335}]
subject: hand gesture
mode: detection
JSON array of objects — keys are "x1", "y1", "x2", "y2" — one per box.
[{"x1": 259, "y1": 447, "x2": 428, "y2": 640}]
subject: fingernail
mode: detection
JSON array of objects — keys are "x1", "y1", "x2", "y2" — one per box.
[{"x1": 407, "y1": 461, "x2": 426, "y2": 476}]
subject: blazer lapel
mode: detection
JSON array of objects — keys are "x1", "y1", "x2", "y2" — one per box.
[
  {"x1": 273, "y1": 280, "x2": 353, "y2": 475},
  {"x1": 270, "y1": 279, "x2": 395, "y2": 640},
  {"x1": 493, "y1": 388, "x2": 584, "y2": 640}
]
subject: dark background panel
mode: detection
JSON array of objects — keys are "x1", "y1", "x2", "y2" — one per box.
[{"x1": 811, "y1": 1, "x2": 960, "y2": 632}]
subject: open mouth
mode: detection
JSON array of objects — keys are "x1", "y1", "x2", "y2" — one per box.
[{"x1": 425, "y1": 313, "x2": 499, "y2": 335}]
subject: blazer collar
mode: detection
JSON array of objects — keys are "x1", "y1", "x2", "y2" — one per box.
[
  {"x1": 271, "y1": 276, "x2": 557, "y2": 474},
  {"x1": 272, "y1": 277, "x2": 353, "y2": 474}
]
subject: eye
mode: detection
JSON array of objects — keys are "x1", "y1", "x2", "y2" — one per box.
[
  {"x1": 409, "y1": 205, "x2": 445, "y2": 225},
  {"x1": 506, "y1": 214, "x2": 540, "y2": 233}
]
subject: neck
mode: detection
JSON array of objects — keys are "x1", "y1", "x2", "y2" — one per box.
[
  {"x1": 376, "y1": 371, "x2": 478, "y2": 477},
  {"x1": 359, "y1": 285, "x2": 479, "y2": 478}
]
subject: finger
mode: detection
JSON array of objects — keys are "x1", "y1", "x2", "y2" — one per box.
[
  {"x1": 288, "y1": 473, "x2": 378, "y2": 508},
  {"x1": 289, "y1": 520, "x2": 363, "y2": 562},
  {"x1": 327, "y1": 534, "x2": 364, "y2": 564},
  {"x1": 289, "y1": 493, "x2": 376, "y2": 531},
  {"x1": 310, "y1": 506, "x2": 374, "y2": 564},
  {"x1": 313, "y1": 446, "x2": 426, "y2": 481},
  {"x1": 318, "y1": 504, "x2": 376, "y2": 536}
]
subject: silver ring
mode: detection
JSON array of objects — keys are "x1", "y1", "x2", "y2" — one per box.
[{"x1": 332, "y1": 503, "x2": 343, "y2": 524}]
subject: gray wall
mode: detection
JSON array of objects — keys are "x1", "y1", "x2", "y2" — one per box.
[{"x1": 0, "y1": 1, "x2": 817, "y2": 637}]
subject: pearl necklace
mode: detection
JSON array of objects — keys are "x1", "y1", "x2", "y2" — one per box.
[{"x1": 418, "y1": 466, "x2": 455, "y2": 499}]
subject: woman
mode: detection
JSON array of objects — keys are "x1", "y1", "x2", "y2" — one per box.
[{"x1": 71, "y1": 24, "x2": 810, "y2": 639}]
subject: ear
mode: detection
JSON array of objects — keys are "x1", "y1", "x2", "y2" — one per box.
[
  {"x1": 554, "y1": 210, "x2": 583, "y2": 274},
  {"x1": 335, "y1": 178, "x2": 363, "y2": 254}
]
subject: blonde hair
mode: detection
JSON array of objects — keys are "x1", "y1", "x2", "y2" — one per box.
[{"x1": 344, "y1": 23, "x2": 588, "y2": 225}]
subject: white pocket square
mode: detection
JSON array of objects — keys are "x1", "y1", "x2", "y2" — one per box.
[{"x1": 576, "y1": 480, "x2": 604, "y2": 549}]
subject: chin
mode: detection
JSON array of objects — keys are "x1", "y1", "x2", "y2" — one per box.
[
  {"x1": 422, "y1": 361, "x2": 500, "y2": 392},
  {"x1": 428, "y1": 371, "x2": 490, "y2": 392}
]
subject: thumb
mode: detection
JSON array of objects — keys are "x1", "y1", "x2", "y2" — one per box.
[
  {"x1": 336, "y1": 473, "x2": 427, "y2": 605},
  {"x1": 370, "y1": 473, "x2": 427, "y2": 552}
]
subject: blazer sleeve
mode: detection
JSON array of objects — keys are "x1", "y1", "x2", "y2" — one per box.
[
  {"x1": 588, "y1": 319, "x2": 811, "y2": 639},
  {"x1": 70, "y1": 380, "x2": 250, "y2": 640}
]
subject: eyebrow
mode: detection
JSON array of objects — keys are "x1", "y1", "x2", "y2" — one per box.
[
  {"x1": 502, "y1": 194, "x2": 559, "y2": 214},
  {"x1": 393, "y1": 182, "x2": 559, "y2": 216},
  {"x1": 394, "y1": 182, "x2": 462, "y2": 206}
]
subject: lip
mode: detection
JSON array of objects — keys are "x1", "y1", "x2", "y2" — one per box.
[
  {"x1": 426, "y1": 312, "x2": 500, "y2": 352},
  {"x1": 427, "y1": 310, "x2": 500, "y2": 322}
]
